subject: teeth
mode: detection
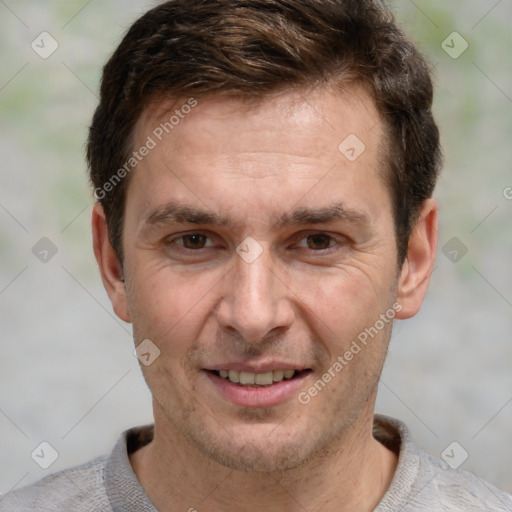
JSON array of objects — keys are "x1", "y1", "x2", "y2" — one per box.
[
  {"x1": 255, "y1": 372, "x2": 273, "y2": 385},
  {"x1": 217, "y1": 369, "x2": 298, "y2": 386},
  {"x1": 228, "y1": 370, "x2": 240, "y2": 383},
  {"x1": 272, "y1": 370, "x2": 284, "y2": 382},
  {"x1": 239, "y1": 371, "x2": 255, "y2": 385}
]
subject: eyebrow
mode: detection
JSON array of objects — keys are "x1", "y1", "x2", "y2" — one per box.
[{"x1": 143, "y1": 200, "x2": 371, "y2": 229}]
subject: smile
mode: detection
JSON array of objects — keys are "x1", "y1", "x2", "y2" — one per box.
[
  {"x1": 211, "y1": 369, "x2": 305, "y2": 387},
  {"x1": 205, "y1": 369, "x2": 312, "y2": 407}
]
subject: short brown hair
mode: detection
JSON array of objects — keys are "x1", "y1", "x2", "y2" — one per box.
[{"x1": 87, "y1": 0, "x2": 441, "y2": 265}]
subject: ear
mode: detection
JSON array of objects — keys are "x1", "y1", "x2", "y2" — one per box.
[
  {"x1": 395, "y1": 198, "x2": 438, "y2": 319},
  {"x1": 91, "y1": 203, "x2": 131, "y2": 323}
]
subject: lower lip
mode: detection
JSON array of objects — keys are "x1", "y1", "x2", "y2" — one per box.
[{"x1": 205, "y1": 371, "x2": 310, "y2": 408}]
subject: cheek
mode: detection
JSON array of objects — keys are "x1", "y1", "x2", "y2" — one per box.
[
  {"x1": 127, "y1": 266, "x2": 221, "y2": 345},
  {"x1": 290, "y1": 264, "x2": 392, "y2": 340}
]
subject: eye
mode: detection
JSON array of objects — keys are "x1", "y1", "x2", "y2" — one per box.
[
  {"x1": 297, "y1": 233, "x2": 337, "y2": 251},
  {"x1": 305, "y1": 233, "x2": 335, "y2": 250},
  {"x1": 169, "y1": 233, "x2": 214, "y2": 250}
]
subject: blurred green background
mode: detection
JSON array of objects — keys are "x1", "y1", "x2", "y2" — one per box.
[{"x1": 1, "y1": 0, "x2": 511, "y2": 494}]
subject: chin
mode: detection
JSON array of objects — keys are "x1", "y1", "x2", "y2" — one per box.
[
  {"x1": 200, "y1": 439, "x2": 313, "y2": 473},
  {"x1": 183, "y1": 419, "x2": 326, "y2": 473}
]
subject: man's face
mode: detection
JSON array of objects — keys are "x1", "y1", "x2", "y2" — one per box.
[{"x1": 120, "y1": 86, "x2": 400, "y2": 471}]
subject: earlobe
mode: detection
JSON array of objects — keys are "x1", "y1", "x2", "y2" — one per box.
[
  {"x1": 395, "y1": 198, "x2": 438, "y2": 320},
  {"x1": 91, "y1": 203, "x2": 132, "y2": 323}
]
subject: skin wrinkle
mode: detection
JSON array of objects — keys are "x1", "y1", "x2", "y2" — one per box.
[{"x1": 93, "y1": 83, "x2": 437, "y2": 511}]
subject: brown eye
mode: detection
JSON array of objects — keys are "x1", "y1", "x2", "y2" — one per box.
[
  {"x1": 180, "y1": 234, "x2": 208, "y2": 249},
  {"x1": 305, "y1": 233, "x2": 334, "y2": 250}
]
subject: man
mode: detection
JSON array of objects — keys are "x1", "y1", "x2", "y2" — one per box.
[{"x1": 2, "y1": 0, "x2": 511, "y2": 510}]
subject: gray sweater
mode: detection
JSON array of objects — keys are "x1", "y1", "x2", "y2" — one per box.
[{"x1": 1, "y1": 415, "x2": 511, "y2": 511}]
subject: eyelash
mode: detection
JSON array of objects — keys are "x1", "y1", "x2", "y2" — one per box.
[{"x1": 165, "y1": 231, "x2": 346, "y2": 255}]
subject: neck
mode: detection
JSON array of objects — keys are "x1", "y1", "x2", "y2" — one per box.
[{"x1": 130, "y1": 399, "x2": 397, "y2": 511}]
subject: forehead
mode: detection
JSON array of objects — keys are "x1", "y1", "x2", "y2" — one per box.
[
  {"x1": 137, "y1": 85, "x2": 382, "y2": 162},
  {"x1": 127, "y1": 85, "x2": 389, "y2": 228}
]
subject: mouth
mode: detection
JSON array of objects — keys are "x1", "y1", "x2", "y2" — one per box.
[
  {"x1": 204, "y1": 368, "x2": 313, "y2": 408},
  {"x1": 207, "y1": 369, "x2": 311, "y2": 387}
]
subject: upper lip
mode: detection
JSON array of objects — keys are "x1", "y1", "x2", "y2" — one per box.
[{"x1": 204, "y1": 362, "x2": 311, "y2": 373}]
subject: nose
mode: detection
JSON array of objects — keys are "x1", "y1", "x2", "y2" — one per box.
[{"x1": 215, "y1": 247, "x2": 295, "y2": 344}]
